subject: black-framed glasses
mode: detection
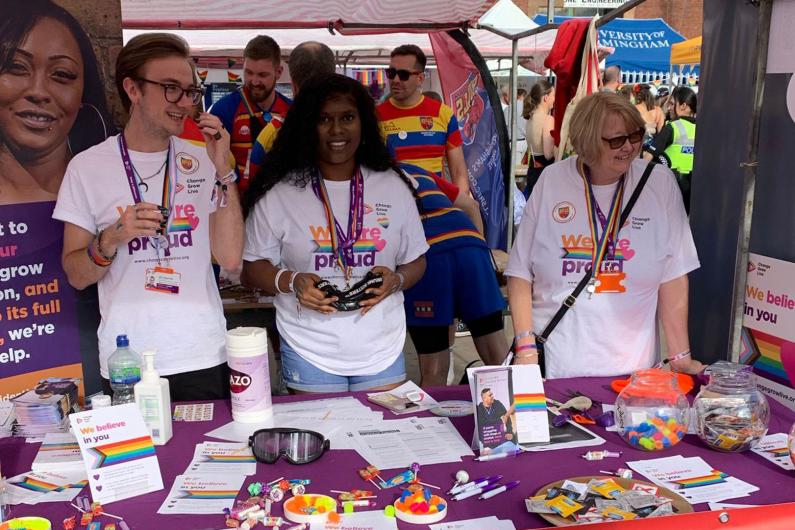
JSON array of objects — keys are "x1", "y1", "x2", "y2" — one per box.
[
  {"x1": 602, "y1": 129, "x2": 644, "y2": 149},
  {"x1": 385, "y1": 67, "x2": 423, "y2": 81},
  {"x1": 135, "y1": 77, "x2": 204, "y2": 105},
  {"x1": 249, "y1": 428, "x2": 330, "y2": 465}
]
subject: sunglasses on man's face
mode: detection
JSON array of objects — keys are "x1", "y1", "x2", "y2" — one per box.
[
  {"x1": 386, "y1": 67, "x2": 422, "y2": 81},
  {"x1": 602, "y1": 129, "x2": 644, "y2": 150}
]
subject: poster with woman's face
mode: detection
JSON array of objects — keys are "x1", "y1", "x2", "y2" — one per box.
[{"x1": 0, "y1": 0, "x2": 121, "y2": 400}]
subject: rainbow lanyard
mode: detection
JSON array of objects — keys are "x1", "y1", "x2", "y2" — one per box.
[
  {"x1": 239, "y1": 87, "x2": 267, "y2": 127},
  {"x1": 578, "y1": 160, "x2": 625, "y2": 283},
  {"x1": 310, "y1": 168, "x2": 364, "y2": 282}
]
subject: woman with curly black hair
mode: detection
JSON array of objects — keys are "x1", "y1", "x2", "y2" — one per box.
[{"x1": 242, "y1": 73, "x2": 428, "y2": 394}]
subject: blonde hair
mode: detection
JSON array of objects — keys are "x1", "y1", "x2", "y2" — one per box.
[{"x1": 568, "y1": 92, "x2": 645, "y2": 165}]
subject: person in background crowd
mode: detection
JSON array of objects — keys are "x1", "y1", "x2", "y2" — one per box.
[
  {"x1": 645, "y1": 86, "x2": 697, "y2": 212},
  {"x1": 0, "y1": 0, "x2": 112, "y2": 205},
  {"x1": 399, "y1": 163, "x2": 508, "y2": 386},
  {"x1": 634, "y1": 84, "x2": 665, "y2": 139},
  {"x1": 54, "y1": 33, "x2": 243, "y2": 401},
  {"x1": 602, "y1": 65, "x2": 621, "y2": 92},
  {"x1": 242, "y1": 74, "x2": 428, "y2": 394},
  {"x1": 250, "y1": 41, "x2": 336, "y2": 165},
  {"x1": 499, "y1": 85, "x2": 510, "y2": 110},
  {"x1": 210, "y1": 35, "x2": 291, "y2": 192},
  {"x1": 522, "y1": 80, "x2": 555, "y2": 198},
  {"x1": 503, "y1": 88, "x2": 527, "y2": 167},
  {"x1": 506, "y1": 92, "x2": 704, "y2": 378},
  {"x1": 377, "y1": 44, "x2": 482, "y2": 237},
  {"x1": 616, "y1": 84, "x2": 633, "y2": 103}
]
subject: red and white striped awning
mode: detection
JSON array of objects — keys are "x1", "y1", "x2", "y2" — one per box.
[{"x1": 121, "y1": 0, "x2": 498, "y2": 32}]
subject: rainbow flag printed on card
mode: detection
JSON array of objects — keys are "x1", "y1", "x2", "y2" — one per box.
[
  {"x1": 514, "y1": 393, "x2": 547, "y2": 412},
  {"x1": 672, "y1": 470, "x2": 728, "y2": 489},
  {"x1": 87, "y1": 435, "x2": 156, "y2": 469}
]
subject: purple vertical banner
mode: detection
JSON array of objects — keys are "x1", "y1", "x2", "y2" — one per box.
[
  {"x1": 0, "y1": 202, "x2": 83, "y2": 399},
  {"x1": 430, "y1": 31, "x2": 508, "y2": 250}
]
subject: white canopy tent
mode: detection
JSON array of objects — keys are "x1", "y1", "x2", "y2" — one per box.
[{"x1": 122, "y1": 1, "x2": 558, "y2": 70}]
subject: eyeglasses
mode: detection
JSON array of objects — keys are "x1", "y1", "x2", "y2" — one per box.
[
  {"x1": 602, "y1": 129, "x2": 644, "y2": 149},
  {"x1": 385, "y1": 67, "x2": 423, "y2": 81},
  {"x1": 135, "y1": 77, "x2": 204, "y2": 105},
  {"x1": 248, "y1": 428, "x2": 330, "y2": 465}
]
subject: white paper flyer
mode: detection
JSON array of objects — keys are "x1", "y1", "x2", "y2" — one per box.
[
  {"x1": 157, "y1": 474, "x2": 246, "y2": 514},
  {"x1": 69, "y1": 403, "x2": 164, "y2": 504}
]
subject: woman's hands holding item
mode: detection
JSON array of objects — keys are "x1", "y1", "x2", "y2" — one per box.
[
  {"x1": 358, "y1": 266, "x2": 401, "y2": 315},
  {"x1": 293, "y1": 272, "x2": 337, "y2": 315}
]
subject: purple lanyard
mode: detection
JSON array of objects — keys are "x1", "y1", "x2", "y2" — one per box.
[
  {"x1": 117, "y1": 133, "x2": 176, "y2": 228},
  {"x1": 310, "y1": 168, "x2": 364, "y2": 278}
]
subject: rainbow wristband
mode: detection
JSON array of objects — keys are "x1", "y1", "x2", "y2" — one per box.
[{"x1": 516, "y1": 343, "x2": 537, "y2": 352}]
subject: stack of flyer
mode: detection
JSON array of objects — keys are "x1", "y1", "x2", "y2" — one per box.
[
  {"x1": 11, "y1": 378, "x2": 80, "y2": 438},
  {"x1": 0, "y1": 401, "x2": 14, "y2": 438},
  {"x1": 31, "y1": 432, "x2": 84, "y2": 472}
]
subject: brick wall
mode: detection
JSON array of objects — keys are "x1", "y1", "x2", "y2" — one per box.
[{"x1": 513, "y1": 0, "x2": 704, "y2": 39}]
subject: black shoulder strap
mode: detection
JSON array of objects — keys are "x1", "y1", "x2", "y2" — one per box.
[{"x1": 535, "y1": 161, "x2": 657, "y2": 348}]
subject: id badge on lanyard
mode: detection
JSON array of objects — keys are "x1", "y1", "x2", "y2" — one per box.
[
  {"x1": 118, "y1": 134, "x2": 181, "y2": 294},
  {"x1": 579, "y1": 161, "x2": 627, "y2": 296}
]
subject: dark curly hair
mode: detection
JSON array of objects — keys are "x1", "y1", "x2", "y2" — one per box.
[{"x1": 244, "y1": 73, "x2": 419, "y2": 216}]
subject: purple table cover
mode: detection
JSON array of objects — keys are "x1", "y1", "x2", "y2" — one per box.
[{"x1": 2, "y1": 376, "x2": 794, "y2": 529}]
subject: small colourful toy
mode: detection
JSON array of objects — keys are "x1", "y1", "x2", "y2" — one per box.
[
  {"x1": 63, "y1": 516, "x2": 77, "y2": 530},
  {"x1": 87, "y1": 522, "x2": 101, "y2": 530},
  {"x1": 104, "y1": 525, "x2": 116, "y2": 530},
  {"x1": 622, "y1": 414, "x2": 687, "y2": 451},
  {"x1": 90, "y1": 502, "x2": 103, "y2": 516},
  {"x1": 80, "y1": 512, "x2": 93, "y2": 526}
]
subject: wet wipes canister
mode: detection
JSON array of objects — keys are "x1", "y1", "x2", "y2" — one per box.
[{"x1": 226, "y1": 327, "x2": 272, "y2": 423}]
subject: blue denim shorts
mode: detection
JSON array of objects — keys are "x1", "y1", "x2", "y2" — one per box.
[{"x1": 280, "y1": 339, "x2": 406, "y2": 393}]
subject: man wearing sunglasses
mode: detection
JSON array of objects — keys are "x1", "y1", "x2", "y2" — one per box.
[
  {"x1": 54, "y1": 33, "x2": 243, "y2": 401},
  {"x1": 376, "y1": 45, "x2": 472, "y2": 202},
  {"x1": 210, "y1": 35, "x2": 291, "y2": 193}
]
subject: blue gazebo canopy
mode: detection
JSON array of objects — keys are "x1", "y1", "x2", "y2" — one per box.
[{"x1": 532, "y1": 16, "x2": 685, "y2": 74}]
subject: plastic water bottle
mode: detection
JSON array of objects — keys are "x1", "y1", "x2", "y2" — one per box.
[{"x1": 108, "y1": 334, "x2": 142, "y2": 405}]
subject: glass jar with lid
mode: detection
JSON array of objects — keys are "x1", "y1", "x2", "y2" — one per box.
[
  {"x1": 694, "y1": 361, "x2": 769, "y2": 452},
  {"x1": 614, "y1": 369, "x2": 690, "y2": 451}
]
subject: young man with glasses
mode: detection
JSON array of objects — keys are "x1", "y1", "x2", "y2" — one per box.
[
  {"x1": 210, "y1": 35, "x2": 291, "y2": 192},
  {"x1": 54, "y1": 33, "x2": 244, "y2": 401}
]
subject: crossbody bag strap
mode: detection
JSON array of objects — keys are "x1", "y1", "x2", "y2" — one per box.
[{"x1": 535, "y1": 161, "x2": 657, "y2": 349}]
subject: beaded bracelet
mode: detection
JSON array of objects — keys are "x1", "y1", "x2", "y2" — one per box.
[
  {"x1": 96, "y1": 229, "x2": 117, "y2": 262},
  {"x1": 86, "y1": 238, "x2": 113, "y2": 267}
]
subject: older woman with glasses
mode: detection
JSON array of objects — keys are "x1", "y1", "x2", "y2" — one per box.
[{"x1": 505, "y1": 92, "x2": 704, "y2": 378}]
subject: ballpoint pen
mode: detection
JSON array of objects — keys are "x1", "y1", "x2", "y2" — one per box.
[
  {"x1": 452, "y1": 477, "x2": 504, "y2": 501},
  {"x1": 449, "y1": 475, "x2": 502, "y2": 495},
  {"x1": 479, "y1": 480, "x2": 520, "y2": 500},
  {"x1": 475, "y1": 449, "x2": 523, "y2": 462}
]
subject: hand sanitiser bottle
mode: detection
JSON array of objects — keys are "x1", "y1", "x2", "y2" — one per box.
[{"x1": 134, "y1": 350, "x2": 172, "y2": 445}]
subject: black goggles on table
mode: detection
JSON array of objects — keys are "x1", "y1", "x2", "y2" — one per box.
[
  {"x1": 386, "y1": 67, "x2": 423, "y2": 81},
  {"x1": 248, "y1": 428, "x2": 330, "y2": 464}
]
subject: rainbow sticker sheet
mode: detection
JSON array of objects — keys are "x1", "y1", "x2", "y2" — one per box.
[{"x1": 69, "y1": 403, "x2": 164, "y2": 504}]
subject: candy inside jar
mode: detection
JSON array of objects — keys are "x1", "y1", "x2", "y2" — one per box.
[
  {"x1": 694, "y1": 361, "x2": 769, "y2": 452},
  {"x1": 614, "y1": 369, "x2": 690, "y2": 451}
]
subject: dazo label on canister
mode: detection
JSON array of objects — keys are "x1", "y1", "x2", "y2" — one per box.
[{"x1": 227, "y1": 354, "x2": 270, "y2": 415}]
